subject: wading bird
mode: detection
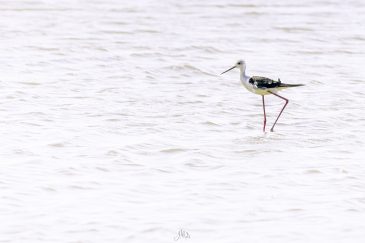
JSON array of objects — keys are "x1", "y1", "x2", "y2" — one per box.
[{"x1": 221, "y1": 60, "x2": 304, "y2": 132}]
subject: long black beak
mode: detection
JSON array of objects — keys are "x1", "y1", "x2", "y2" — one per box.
[{"x1": 221, "y1": 66, "x2": 236, "y2": 75}]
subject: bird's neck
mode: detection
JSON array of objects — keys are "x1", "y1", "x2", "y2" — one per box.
[{"x1": 239, "y1": 66, "x2": 249, "y2": 81}]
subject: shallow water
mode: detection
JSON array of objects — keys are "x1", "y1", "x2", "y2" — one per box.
[{"x1": 0, "y1": 0, "x2": 365, "y2": 242}]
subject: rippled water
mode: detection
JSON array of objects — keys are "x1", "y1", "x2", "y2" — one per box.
[{"x1": 1, "y1": 0, "x2": 365, "y2": 242}]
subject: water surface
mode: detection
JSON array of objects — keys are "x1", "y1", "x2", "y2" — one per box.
[{"x1": 0, "y1": 0, "x2": 364, "y2": 242}]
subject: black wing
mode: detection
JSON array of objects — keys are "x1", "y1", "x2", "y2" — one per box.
[{"x1": 249, "y1": 76, "x2": 281, "y2": 89}]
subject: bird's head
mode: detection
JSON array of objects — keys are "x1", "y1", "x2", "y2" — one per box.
[{"x1": 221, "y1": 60, "x2": 246, "y2": 75}]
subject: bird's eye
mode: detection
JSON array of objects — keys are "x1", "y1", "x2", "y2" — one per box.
[{"x1": 237, "y1": 62, "x2": 241, "y2": 65}]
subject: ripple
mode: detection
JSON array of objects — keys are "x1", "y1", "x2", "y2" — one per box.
[
  {"x1": 48, "y1": 142, "x2": 66, "y2": 147},
  {"x1": 160, "y1": 148, "x2": 188, "y2": 153},
  {"x1": 304, "y1": 169, "x2": 322, "y2": 174}
]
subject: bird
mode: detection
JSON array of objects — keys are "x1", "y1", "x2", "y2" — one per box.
[{"x1": 221, "y1": 60, "x2": 304, "y2": 132}]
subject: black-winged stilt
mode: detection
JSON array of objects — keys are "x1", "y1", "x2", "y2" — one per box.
[{"x1": 221, "y1": 60, "x2": 304, "y2": 132}]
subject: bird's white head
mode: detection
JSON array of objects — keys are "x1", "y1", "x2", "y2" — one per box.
[{"x1": 221, "y1": 59, "x2": 246, "y2": 75}]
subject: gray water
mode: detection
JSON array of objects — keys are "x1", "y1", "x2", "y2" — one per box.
[{"x1": 0, "y1": 0, "x2": 365, "y2": 242}]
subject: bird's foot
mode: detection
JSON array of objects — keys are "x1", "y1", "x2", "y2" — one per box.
[{"x1": 270, "y1": 128, "x2": 274, "y2": 132}]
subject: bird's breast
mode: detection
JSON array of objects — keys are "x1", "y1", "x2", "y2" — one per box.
[
  {"x1": 241, "y1": 76, "x2": 256, "y2": 93},
  {"x1": 241, "y1": 77, "x2": 272, "y2": 95}
]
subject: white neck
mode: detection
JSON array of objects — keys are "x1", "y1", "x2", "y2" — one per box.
[{"x1": 239, "y1": 64, "x2": 249, "y2": 82}]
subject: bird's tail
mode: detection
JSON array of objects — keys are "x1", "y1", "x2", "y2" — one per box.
[{"x1": 279, "y1": 83, "x2": 305, "y2": 88}]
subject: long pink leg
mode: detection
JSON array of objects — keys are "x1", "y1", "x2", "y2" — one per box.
[
  {"x1": 268, "y1": 91, "x2": 289, "y2": 132},
  {"x1": 262, "y1": 95, "x2": 266, "y2": 132}
]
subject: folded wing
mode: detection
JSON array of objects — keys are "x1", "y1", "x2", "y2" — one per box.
[
  {"x1": 249, "y1": 76, "x2": 281, "y2": 89},
  {"x1": 249, "y1": 76, "x2": 304, "y2": 89}
]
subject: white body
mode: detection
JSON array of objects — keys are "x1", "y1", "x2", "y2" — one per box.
[{"x1": 238, "y1": 63, "x2": 286, "y2": 96}]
